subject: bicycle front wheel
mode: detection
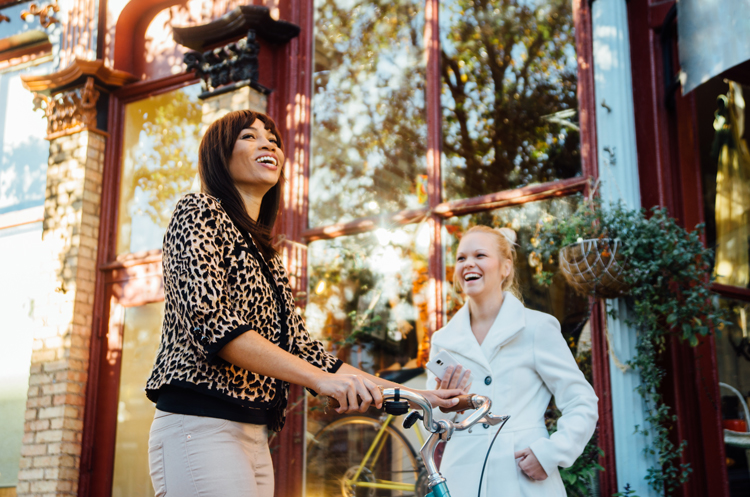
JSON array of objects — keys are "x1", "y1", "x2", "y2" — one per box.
[{"x1": 306, "y1": 415, "x2": 423, "y2": 497}]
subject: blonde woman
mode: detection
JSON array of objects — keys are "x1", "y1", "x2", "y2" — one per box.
[{"x1": 427, "y1": 226, "x2": 598, "y2": 497}]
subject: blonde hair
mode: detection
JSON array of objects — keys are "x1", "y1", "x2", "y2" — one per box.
[{"x1": 452, "y1": 225, "x2": 522, "y2": 301}]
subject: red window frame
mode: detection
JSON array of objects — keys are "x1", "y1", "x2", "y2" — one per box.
[
  {"x1": 286, "y1": 0, "x2": 617, "y2": 495},
  {"x1": 78, "y1": 1, "x2": 615, "y2": 496}
]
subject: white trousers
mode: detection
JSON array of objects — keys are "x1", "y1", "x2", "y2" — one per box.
[{"x1": 148, "y1": 409, "x2": 274, "y2": 497}]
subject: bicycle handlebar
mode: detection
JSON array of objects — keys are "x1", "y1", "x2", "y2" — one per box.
[{"x1": 325, "y1": 387, "x2": 510, "y2": 494}]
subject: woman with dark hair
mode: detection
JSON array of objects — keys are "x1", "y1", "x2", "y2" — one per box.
[{"x1": 145, "y1": 110, "x2": 461, "y2": 497}]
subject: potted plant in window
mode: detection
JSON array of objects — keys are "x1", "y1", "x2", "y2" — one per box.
[{"x1": 527, "y1": 192, "x2": 731, "y2": 495}]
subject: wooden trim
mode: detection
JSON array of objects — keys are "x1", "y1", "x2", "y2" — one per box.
[
  {"x1": 432, "y1": 176, "x2": 588, "y2": 218},
  {"x1": 99, "y1": 249, "x2": 163, "y2": 271},
  {"x1": 79, "y1": 72, "x2": 203, "y2": 497},
  {"x1": 574, "y1": 0, "x2": 599, "y2": 183},
  {"x1": 425, "y1": 0, "x2": 443, "y2": 335},
  {"x1": 115, "y1": 71, "x2": 200, "y2": 102},
  {"x1": 591, "y1": 300, "x2": 617, "y2": 495},
  {"x1": 302, "y1": 208, "x2": 429, "y2": 242},
  {"x1": 627, "y1": 1, "x2": 730, "y2": 495},
  {"x1": 571, "y1": 1, "x2": 618, "y2": 493},
  {"x1": 270, "y1": 0, "x2": 311, "y2": 495},
  {"x1": 0, "y1": 41, "x2": 52, "y2": 71},
  {"x1": 20, "y1": 58, "x2": 138, "y2": 94},
  {"x1": 302, "y1": 177, "x2": 589, "y2": 242},
  {"x1": 0, "y1": 205, "x2": 44, "y2": 230},
  {"x1": 711, "y1": 283, "x2": 750, "y2": 301},
  {"x1": 171, "y1": 5, "x2": 300, "y2": 51}
]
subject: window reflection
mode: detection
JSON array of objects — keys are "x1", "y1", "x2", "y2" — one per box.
[
  {"x1": 111, "y1": 302, "x2": 164, "y2": 497},
  {"x1": 117, "y1": 84, "x2": 203, "y2": 255},
  {"x1": 443, "y1": 198, "x2": 587, "y2": 334},
  {"x1": 715, "y1": 297, "x2": 750, "y2": 493},
  {"x1": 306, "y1": 224, "x2": 431, "y2": 373},
  {"x1": 440, "y1": 0, "x2": 581, "y2": 199},
  {"x1": 310, "y1": 0, "x2": 427, "y2": 227},
  {"x1": 696, "y1": 78, "x2": 750, "y2": 288}
]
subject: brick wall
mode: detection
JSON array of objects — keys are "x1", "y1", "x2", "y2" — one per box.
[{"x1": 16, "y1": 131, "x2": 106, "y2": 497}]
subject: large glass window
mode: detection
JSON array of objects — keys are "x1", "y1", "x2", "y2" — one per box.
[
  {"x1": 440, "y1": 0, "x2": 581, "y2": 199},
  {"x1": 695, "y1": 76, "x2": 750, "y2": 495},
  {"x1": 309, "y1": 0, "x2": 427, "y2": 227},
  {"x1": 117, "y1": 84, "x2": 202, "y2": 255},
  {"x1": 111, "y1": 302, "x2": 164, "y2": 497},
  {"x1": 305, "y1": 0, "x2": 591, "y2": 494}
]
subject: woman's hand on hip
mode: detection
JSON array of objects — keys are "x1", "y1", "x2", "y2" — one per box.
[
  {"x1": 514, "y1": 448, "x2": 548, "y2": 481},
  {"x1": 435, "y1": 365, "x2": 472, "y2": 394},
  {"x1": 314, "y1": 372, "x2": 383, "y2": 413}
]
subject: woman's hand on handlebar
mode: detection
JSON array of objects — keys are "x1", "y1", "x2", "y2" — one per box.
[
  {"x1": 314, "y1": 372, "x2": 383, "y2": 413},
  {"x1": 435, "y1": 365, "x2": 472, "y2": 394},
  {"x1": 414, "y1": 388, "x2": 465, "y2": 409}
]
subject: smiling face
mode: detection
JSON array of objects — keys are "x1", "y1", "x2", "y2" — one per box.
[
  {"x1": 455, "y1": 231, "x2": 513, "y2": 299},
  {"x1": 227, "y1": 118, "x2": 285, "y2": 195}
]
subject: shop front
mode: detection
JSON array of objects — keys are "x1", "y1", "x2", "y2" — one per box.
[{"x1": 0, "y1": 0, "x2": 746, "y2": 496}]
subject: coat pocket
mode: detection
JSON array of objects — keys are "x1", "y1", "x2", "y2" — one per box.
[{"x1": 148, "y1": 442, "x2": 167, "y2": 496}]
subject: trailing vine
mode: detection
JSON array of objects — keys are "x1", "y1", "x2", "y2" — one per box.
[{"x1": 527, "y1": 194, "x2": 730, "y2": 495}]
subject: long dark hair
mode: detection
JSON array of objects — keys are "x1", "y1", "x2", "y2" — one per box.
[{"x1": 198, "y1": 110, "x2": 284, "y2": 260}]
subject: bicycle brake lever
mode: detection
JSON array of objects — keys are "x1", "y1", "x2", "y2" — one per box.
[{"x1": 479, "y1": 413, "x2": 510, "y2": 426}]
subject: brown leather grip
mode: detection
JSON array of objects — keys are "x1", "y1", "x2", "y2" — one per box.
[{"x1": 439, "y1": 394, "x2": 475, "y2": 413}]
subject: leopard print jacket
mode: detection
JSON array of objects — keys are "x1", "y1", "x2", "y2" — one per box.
[{"x1": 146, "y1": 193, "x2": 342, "y2": 431}]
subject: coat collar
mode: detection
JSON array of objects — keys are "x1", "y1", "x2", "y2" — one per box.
[{"x1": 432, "y1": 293, "x2": 526, "y2": 372}]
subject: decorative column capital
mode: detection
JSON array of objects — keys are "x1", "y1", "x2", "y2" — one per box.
[
  {"x1": 31, "y1": 77, "x2": 99, "y2": 140},
  {"x1": 20, "y1": 58, "x2": 138, "y2": 140},
  {"x1": 173, "y1": 5, "x2": 299, "y2": 99}
]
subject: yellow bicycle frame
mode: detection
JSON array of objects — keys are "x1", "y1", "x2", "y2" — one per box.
[{"x1": 343, "y1": 414, "x2": 426, "y2": 492}]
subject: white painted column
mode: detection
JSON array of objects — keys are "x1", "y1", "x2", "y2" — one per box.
[{"x1": 592, "y1": 1, "x2": 659, "y2": 495}]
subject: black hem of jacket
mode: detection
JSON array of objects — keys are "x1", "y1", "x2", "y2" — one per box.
[{"x1": 147, "y1": 379, "x2": 278, "y2": 410}]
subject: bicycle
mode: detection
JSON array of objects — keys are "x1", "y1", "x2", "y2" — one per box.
[
  {"x1": 308, "y1": 385, "x2": 509, "y2": 497},
  {"x1": 306, "y1": 369, "x2": 430, "y2": 497}
]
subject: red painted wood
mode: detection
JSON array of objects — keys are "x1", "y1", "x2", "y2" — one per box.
[
  {"x1": 79, "y1": 71, "x2": 213, "y2": 497},
  {"x1": 590, "y1": 300, "x2": 617, "y2": 495},
  {"x1": 78, "y1": 85, "x2": 127, "y2": 497},
  {"x1": 270, "y1": 0, "x2": 312, "y2": 494},
  {"x1": 626, "y1": 1, "x2": 730, "y2": 496},
  {"x1": 571, "y1": 1, "x2": 618, "y2": 492},
  {"x1": 573, "y1": 0, "x2": 598, "y2": 183}
]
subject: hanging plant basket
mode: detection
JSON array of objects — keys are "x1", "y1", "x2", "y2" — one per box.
[{"x1": 559, "y1": 238, "x2": 630, "y2": 299}]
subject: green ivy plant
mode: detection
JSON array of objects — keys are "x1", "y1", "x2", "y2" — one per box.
[{"x1": 527, "y1": 194, "x2": 730, "y2": 495}]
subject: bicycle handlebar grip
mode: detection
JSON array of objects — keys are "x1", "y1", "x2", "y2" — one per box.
[
  {"x1": 325, "y1": 396, "x2": 358, "y2": 410},
  {"x1": 439, "y1": 394, "x2": 476, "y2": 413}
]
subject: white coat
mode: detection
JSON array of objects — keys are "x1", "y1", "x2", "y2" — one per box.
[{"x1": 426, "y1": 293, "x2": 598, "y2": 497}]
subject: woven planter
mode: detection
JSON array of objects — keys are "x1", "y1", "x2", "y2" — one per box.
[{"x1": 559, "y1": 238, "x2": 630, "y2": 299}]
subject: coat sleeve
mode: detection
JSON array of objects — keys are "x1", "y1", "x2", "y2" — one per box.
[
  {"x1": 528, "y1": 314, "x2": 598, "y2": 476},
  {"x1": 166, "y1": 195, "x2": 252, "y2": 363}
]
